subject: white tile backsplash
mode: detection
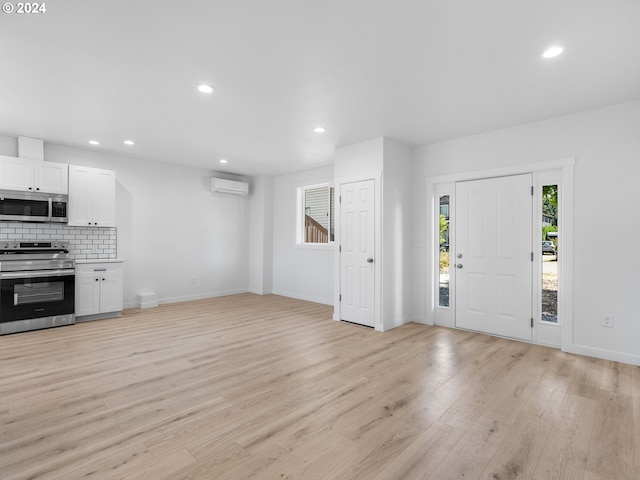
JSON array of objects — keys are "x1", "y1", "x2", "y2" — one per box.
[{"x1": 0, "y1": 222, "x2": 117, "y2": 260}]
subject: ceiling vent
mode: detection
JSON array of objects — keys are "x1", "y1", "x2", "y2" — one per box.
[{"x1": 210, "y1": 177, "x2": 249, "y2": 196}]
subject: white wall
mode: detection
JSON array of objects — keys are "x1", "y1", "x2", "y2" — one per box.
[
  {"x1": 411, "y1": 99, "x2": 640, "y2": 365},
  {"x1": 0, "y1": 135, "x2": 251, "y2": 308},
  {"x1": 0, "y1": 136, "x2": 17, "y2": 156},
  {"x1": 249, "y1": 175, "x2": 274, "y2": 295},
  {"x1": 334, "y1": 137, "x2": 383, "y2": 179},
  {"x1": 382, "y1": 138, "x2": 412, "y2": 329},
  {"x1": 272, "y1": 165, "x2": 334, "y2": 305}
]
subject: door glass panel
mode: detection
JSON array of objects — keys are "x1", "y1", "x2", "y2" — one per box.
[
  {"x1": 439, "y1": 195, "x2": 450, "y2": 307},
  {"x1": 541, "y1": 185, "x2": 558, "y2": 323}
]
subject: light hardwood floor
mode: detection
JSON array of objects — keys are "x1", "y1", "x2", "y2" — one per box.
[{"x1": 1, "y1": 294, "x2": 639, "y2": 480}]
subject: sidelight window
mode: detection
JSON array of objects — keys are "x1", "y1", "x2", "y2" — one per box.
[
  {"x1": 541, "y1": 184, "x2": 558, "y2": 323},
  {"x1": 438, "y1": 195, "x2": 450, "y2": 308}
]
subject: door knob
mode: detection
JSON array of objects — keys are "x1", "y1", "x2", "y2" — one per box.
[
  {"x1": 367, "y1": 258, "x2": 374, "y2": 263},
  {"x1": 456, "y1": 264, "x2": 463, "y2": 269}
]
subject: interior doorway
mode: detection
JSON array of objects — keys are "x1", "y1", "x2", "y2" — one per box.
[{"x1": 339, "y1": 179, "x2": 375, "y2": 327}]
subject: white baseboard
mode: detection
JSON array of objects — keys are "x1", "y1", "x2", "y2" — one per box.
[
  {"x1": 271, "y1": 289, "x2": 333, "y2": 306},
  {"x1": 382, "y1": 316, "x2": 410, "y2": 331},
  {"x1": 248, "y1": 288, "x2": 273, "y2": 295},
  {"x1": 124, "y1": 289, "x2": 250, "y2": 309},
  {"x1": 564, "y1": 344, "x2": 640, "y2": 367},
  {"x1": 160, "y1": 289, "x2": 249, "y2": 305},
  {"x1": 408, "y1": 315, "x2": 427, "y2": 325}
]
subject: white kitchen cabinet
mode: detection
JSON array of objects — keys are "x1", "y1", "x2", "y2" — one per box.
[
  {"x1": 0, "y1": 155, "x2": 68, "y2": 194},
  {"x1": 68, "y1": 165, "x2": 116, "y2": 227},
  {"x1": 75, "y1": 261, "x2": 124, "y2": 320},
  {"x1": 36, "y1": 162, "x2": 69, "y2": 194}
]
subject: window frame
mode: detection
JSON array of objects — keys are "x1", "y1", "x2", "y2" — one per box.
[{"x1": 296, "y1": 182, "x2": 335, "y2": 248}]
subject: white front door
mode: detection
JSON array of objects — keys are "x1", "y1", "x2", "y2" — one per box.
[
  {"x1": 340, "y1": 179, "x2": 375, "y2": 327},
  {"x1": 455, "y1": 174, "x2": 533, "y2": 341}
]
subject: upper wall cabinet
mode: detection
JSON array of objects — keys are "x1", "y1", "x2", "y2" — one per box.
[
  {"x1": 68, "y1": 165, "x2": 116, "y2": 227},
  {"x1": 0, "y1": 155, "x2": 69, "y2": 194}
]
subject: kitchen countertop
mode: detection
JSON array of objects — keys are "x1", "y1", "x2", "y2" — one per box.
[{"x1": 75, "y1": 258, "x2": 125, "y2": 264}]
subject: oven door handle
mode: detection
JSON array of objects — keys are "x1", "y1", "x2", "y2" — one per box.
[{"x1": 0, "y1": 269, "x2": 75, "y2": 279}]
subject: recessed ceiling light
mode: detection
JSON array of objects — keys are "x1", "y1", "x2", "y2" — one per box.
[
  {"x1": 88, "y1": 140, "x2": 100, "y2": 146},
  {"x1": 541, "y1": 46, "x2": 564, "y2": 59},
  {"x1": 313, "y1": 126, "x2": 327, "y2": 133},
  {"x1": 123, "y1": 140, "x2": 135, "y2": 146},
  {"x1": 219, "y1": 159, "x2": 228, "y2": 164},
  {"x1": 198, "y1": 84, "x2": 215, "y2": 94}
]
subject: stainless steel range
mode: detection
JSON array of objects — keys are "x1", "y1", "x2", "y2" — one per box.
[{"x1": 0, "y1": 241, "x2": 75, "y2": 335}]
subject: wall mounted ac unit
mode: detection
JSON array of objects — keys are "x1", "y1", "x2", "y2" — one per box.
[{"x1": 210, "y1": 177, "x2": 249, "y2": 196}]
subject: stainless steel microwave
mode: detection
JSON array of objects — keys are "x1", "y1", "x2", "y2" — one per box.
[{"x1": 0, "y1": 190, "x2": 68, "y2": 223}]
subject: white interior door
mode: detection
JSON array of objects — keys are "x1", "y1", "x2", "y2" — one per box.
[
  {"x1": 340, "y1": 179, "x2": 375, "y2": 327},
  {"x1": 455, "y1": 174, "x2": 533, "y2": 341}
]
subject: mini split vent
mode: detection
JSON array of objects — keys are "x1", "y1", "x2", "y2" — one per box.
[{"x1": 210, "y1": 177, "x2": 249, "y2": 196}]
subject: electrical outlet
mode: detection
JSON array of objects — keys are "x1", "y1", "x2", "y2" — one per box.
[{"x1": 602, "y1": 314, "x2": 614, "y2": 328}]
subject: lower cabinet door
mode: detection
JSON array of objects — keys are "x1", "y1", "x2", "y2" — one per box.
[
  {"x1": 99, "y1": 271, "x2": 124, "y2": 313},
  {"x1": 76, "y1": 275, "x2": 101, "y2": 316}
]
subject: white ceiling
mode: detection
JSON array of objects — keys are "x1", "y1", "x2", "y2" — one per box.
[{"x1": 1, "y1": 1, "x2": 640, "y2": 176}]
